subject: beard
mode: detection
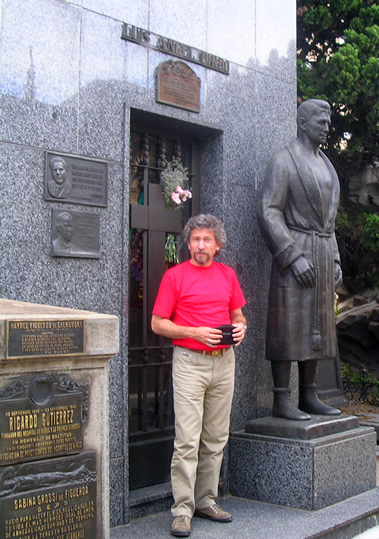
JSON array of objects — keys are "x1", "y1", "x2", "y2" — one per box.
[{"x1": 194, "y1": 251, "x2": 210, "y2": 265}]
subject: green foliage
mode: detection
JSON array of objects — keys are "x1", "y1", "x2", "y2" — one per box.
[
  {"x1": 367, "y1": 386, "x2": 379, "y2": 406},
  {"x1": 341, "y1": 365, "x2": 379, "y2": 404},
  {"x1": 329, "y1": 45, "x2": 360, "y2": 103},
  {"x1": 165, "y1": 233, "x2": 180, "y2": 264},
  {"x1": 360, "y1": 213, "x2": 379, "y2": 252},
  {"x1": 342, "y1": 365, "x2": 374, "y2": 384},
  {"x1": 297, "y1": 0, "x2": 379, "y2": 173},
  {"x1": 303, "y1": 5, "x2": 332, "y2": 29},
  {"x1": 341, "y1": 365, "x2": 351, "y2": 380},
  {"x1": 298, "y1": 1, "x2": 379, "y2": 293},
  {"x1": 335, "y1": 206, "x2": 379, "y2": 291}
]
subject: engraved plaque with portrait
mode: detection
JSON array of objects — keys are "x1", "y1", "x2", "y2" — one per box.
[
  {"x1": 45, "y1": 152, "x2": 107, "y2": 207},
  {"x1": 0, "y1": 452, "x2": 97, "y2": 539},
  {"x1": 0, "y1": 374, "x2": 88, "y2": 465},
  {"x1": 51, "y1": 209, "x2": 100, "y2": 259}
]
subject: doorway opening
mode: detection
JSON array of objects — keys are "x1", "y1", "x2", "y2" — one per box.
[{"x1": 128, "y1": 118, "x2": 200, "y2": 490}]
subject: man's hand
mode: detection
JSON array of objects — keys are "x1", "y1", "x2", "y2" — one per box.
[
  {"x1": 194, "y1": 327, "x2": 222, "y2": 347},
  {"x1": 232, "y1": 322, "x2": 246, "y2": 347},
  {"x1": 151, "y1": 315, "x2": 222, "y2": 346},
  {"x1": 230, "y1": 308, "x2": 247, "y2": 347},
  {"x1": 290, "y1": 256, "x2": 315, "y2": 288}
]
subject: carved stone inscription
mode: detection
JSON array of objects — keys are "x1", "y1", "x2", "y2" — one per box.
[
  {"x1": 0, "y1": 374, "x2": 87, "y2": 465},
  {"x1": 156, "y1": 60, "x2": 200, "y2": 112},
  {"x1": 45, "y1": 152, "x2": 107, "y2": 207},
  {"x1": 7, "y1": 320, "x2": 85, "y2": 359},
  {"x1": 0, "y1": 452, "x2": 97, "y2": 539}
]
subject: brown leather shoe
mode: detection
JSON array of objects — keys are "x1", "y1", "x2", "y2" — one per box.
[
  {"x1": 171, "y1": 515, "x2": 191, "y2": 537},
  {"x1": 194, "y1": 504, "x2": 232, "y2": 522}
]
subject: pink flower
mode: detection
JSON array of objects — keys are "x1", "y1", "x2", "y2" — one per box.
[{"x1": 171, "y1": 192, "x2": 181, "y2": 204}]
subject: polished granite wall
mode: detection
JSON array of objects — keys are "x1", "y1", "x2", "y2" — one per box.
[{"x1": 0, "y1": 0, "x2": 297, "y2": 527}]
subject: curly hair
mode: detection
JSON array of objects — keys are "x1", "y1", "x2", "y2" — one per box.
[{"x1": 183, "y1": 214, "x2": 227, "y2": 254}]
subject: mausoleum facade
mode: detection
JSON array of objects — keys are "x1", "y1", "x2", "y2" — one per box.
[{"x1": 0, "y1": 0, "x2": 297, "y2": 527}]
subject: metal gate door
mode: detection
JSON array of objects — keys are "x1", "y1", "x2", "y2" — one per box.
[{"x1": 128, "y1": 129, "x2": 199, "y2": 489}]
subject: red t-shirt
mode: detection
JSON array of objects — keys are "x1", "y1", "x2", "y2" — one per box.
[{"x1": 152, "y1": 259, "x2": 246, "y2": 350}]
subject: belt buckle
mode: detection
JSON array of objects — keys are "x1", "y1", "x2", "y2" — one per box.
[{"x1": 211, "y1": 349, "x2": 222, "y2": 357}]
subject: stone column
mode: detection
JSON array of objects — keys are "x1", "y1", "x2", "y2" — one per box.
[{"x1": 0, "y1": 299, "x2": 119, "y2": 539}]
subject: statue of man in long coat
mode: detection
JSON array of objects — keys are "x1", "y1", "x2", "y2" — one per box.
[{"x1": 257, "y1": 99, "x2": 343, "y2": 420}]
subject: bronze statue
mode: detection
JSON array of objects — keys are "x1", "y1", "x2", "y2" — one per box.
[{"x1": 257, "y1": 99, "x2": 342, "y2": 420}]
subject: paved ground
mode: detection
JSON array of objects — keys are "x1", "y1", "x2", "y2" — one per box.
[
  {"x1": 111, "y1": 489, "x2": 379, "y2": 539},
  {"x1": 110, "y1": 450, "x2": 379, "y2": 538}
]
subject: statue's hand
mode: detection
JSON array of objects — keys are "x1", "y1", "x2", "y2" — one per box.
[
  {"x1": 335, "y1": 263, "x2": 343, "y2": 289},
  {"x1": 290, "y1": 256, "x2": 315, "y2": 288}
]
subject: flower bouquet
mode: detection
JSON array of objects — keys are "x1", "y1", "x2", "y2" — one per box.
[
  {"x1": 161, "y1": 157, "x2": 192, "y2": 210},
  {"x1": 161, "y1": 157, "x2": 192, "y2": 263}
]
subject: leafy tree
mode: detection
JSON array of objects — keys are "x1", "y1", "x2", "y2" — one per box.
[
  {"x1": 297, "y1": 0, "x2": 379, "y2": 292},
  {"x1": 336, "y1": 208, "x2": 379, "y2": 291},
  {"x1": 297, "y1": 0, "x2": 379, "y2": 173}
]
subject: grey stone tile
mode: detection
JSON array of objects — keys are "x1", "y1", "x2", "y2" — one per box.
[
  {"x1": 230, "y1": 428, "x2": 377, "y2": 510},
  {"x1": 82, "y1": 0, "x2": 149, "y2": 25},
  {"x1": 110, "y1": 457, "x2": 125, "y2": 528},
  {"x1": 150, "y1": 0, "x2": 207, "y2": 50},
  {"x1": 207, "y1": 0, "x2": 256, "y2": 68},
  {"x1": 255, "y1": 72, "x2": 297, "y2": 188},
  {"x1": 0, "y1": 0, "x2": 80, "y2": 151},
  {"x1": 256, "y1": 0, "x2": 297, "y2": 84},
  {"x1": 111, "y1": 490, "x2": 379, "y2": 538}
]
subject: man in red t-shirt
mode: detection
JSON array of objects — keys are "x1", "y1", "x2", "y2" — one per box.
[{"x1": 152, "y1": 214, "x2": 247, "y2": 538}]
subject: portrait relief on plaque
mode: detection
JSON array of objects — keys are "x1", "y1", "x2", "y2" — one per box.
[
  {"x1": 0, "y1": 373, "x2": 89, "y2": 465},
  {"x1": 0, "y1": 374, "x2": 96, "y2": 538},
  {"x1": 45, "y1": 152, "x2": 108, "y2": 207},
  {"x1": 156, "y1": 60, "x2": 201, "y2": 113},
  {"x1": 47, "y1": 155, "x2": 73, "y2": 199},
  {"x1": 51, "y1": 209, "x2": 100, "y2": 259}
]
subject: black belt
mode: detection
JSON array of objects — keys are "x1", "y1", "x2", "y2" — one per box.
[{"x1": 176, "y1": 346, "x2": 231, "y2": 357}]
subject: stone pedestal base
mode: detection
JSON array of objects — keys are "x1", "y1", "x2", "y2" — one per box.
[
  {"x1": 229, "y1": 415, "x2": 377, "y2": 510},
  {"x1": 0, "y1": 299, "x2": 119, "y2": 539}
]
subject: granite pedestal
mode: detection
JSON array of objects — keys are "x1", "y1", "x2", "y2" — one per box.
[
  {"x1": 229, "y1": 415, "x2": 377, "y2": 511},
  {"x1": 0, "y1": 299, "x2": 119, "y2": 539}
]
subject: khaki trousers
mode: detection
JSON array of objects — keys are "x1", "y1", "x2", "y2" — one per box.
[{"x1": 171, "y1": 345, "x2": 235, "y2": 517}]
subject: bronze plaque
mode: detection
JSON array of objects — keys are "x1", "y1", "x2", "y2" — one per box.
[
  {"x1": 0, "y1": 452, "x2": 97, "y2": 539},
  {"x1": 156, "y1": 60, "x2": 200, "y2": 112},
  {"x1": 0, "y1": 374, "x2": 87, "y2": 465},
  {"x1": 7, "y1": 319, "x2": 85, "y2": 359},
  {"x1": 45, "y1": 152, "x2": 107, "y2": 207},
  {"x1": 51, "y1": 209, "x2": 100, "y2": 259}
]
